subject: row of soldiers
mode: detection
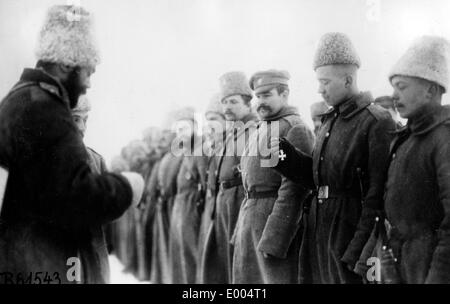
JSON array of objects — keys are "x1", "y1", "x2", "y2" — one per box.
[
  {"x1": 105, "y1": 31, "x2": 450, "y2": 284},
  {"x1": 1, "y1": 5, "x2": 449, "y2": 284}
]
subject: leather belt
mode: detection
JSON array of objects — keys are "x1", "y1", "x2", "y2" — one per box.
[
  {"x1": 220, "y1": 177, "x2": 242, "y2": 190},
  {"x1": 244, "y1": 190, "x2": 278, "y2": 200}
]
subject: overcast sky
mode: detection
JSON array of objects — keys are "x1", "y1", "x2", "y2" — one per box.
[{"x1": 1, "y1": 0, "x2": 450, "y2": 164}]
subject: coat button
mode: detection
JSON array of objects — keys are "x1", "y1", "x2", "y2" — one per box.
[
  {"x1": 392, "y1": 153, "x2": 396, "y2": 159},
  {"x1": 320, "y1": 156, "x2": 324, "y2": 161},
  {"x1": 325, "y1": 132, "x2": 330, "y2": 137},
  {"x1": 318, "y1": 199, "x2": 323, "y2": 204}
]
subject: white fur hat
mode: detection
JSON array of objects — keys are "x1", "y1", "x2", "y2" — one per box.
[
  {"x1": 313, "y1": 32, "x2": 361, "y2": 70},
  {"x1": 219, "y1": 71, "x2": 253, "y2": 101},
  {"x1": 72, "y1": 95, "x2": 91, "y2": 114},
  {"x1": 35, "y1": 5, "x2": 99, "y2": 69},
  {"x1": 389, "y1": 35, "x2": 450, "y2": 92},
  {"x1": 205, "y1": 93, "x2": 224, "y2": 118}
]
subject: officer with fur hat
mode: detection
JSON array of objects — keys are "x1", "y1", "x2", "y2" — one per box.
[
  {"x1": 232, "y1": 69, "x2": 314, "y2": 283},
  {"x1": 270, "y1": 32, "x2": 395, "y2": 283},
  {"x1": 384, "y1": 36, "x2": 450, "y2": 283},
  {"x1": 0, "y1": 5, "x2": 144, "y2": 283}
]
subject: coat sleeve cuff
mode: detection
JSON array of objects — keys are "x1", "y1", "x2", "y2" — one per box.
[{"x1": 257, "y1": 214, "x2": 299, "y2": 259}]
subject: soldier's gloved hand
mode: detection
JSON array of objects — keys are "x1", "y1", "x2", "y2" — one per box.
[
  {"x1": 269, "y1": 137, "x2": 296, "y2": 168},
  {"x1": 121, "y1": 172, "x2": 145, "y2": 207}
]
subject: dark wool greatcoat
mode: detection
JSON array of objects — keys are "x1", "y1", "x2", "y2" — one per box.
[
  {"x1": 0, "y1": 68, "x2": 132, "y2": 284},
  {"x1": 384, "y1": 103, "x2": 450, "y2": 284},
  {"x1": 275, "y1": 92, "x2": 395, "y2": 284},
  {"x1": 232, "y1": 106, "x2": 314, "y2": 284}
]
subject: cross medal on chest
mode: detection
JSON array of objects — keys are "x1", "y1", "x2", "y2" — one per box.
[{"x1": 279, "y1": 150, "x2": 287, "y2": 161}]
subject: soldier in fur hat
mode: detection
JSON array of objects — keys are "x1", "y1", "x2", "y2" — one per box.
[
  {"x1": 0, "y1": 5, "x2": 144, "y2": 284},
  {"x1": 270, "y1": 32, "x2": 396, "y2": 283}
]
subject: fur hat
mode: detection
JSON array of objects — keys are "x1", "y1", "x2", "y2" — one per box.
[
  {"x1": 313, "y1": 32, "x2": 361, "y2": 70},
  {"x1": 205, "y1": 93, "x2": 225, "y2": 118},
  {"x1": 389, "y1": 35, "x2": 450, "y2": 92},
  {"x1": 219, "y1": 71, "x2": 253, "y2": 101},
  {"x1": 35, "y1": 5, "x2": 99, "y2": 69},
  {"x1": 72, "y1": 95, "x2": 91, "y2": 115}
]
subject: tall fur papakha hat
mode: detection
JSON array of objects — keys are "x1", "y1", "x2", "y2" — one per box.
[
  {"x1": 313, "y1": 32, "x2": 361, "y2": 70},
  {"x1": 72, "y1": 95, "x2": 91, "y2": 115},
  {"x1": 219, "y1": 71, "x2": 253, "y2": 101},
  {"x1": 389, "y1": 35, "x2": 450, "y2": 92},
  {"x1": 205, "y1": 93, "x2": 225, "y2": 118},
  {"x1": 35, "y1": 5, "x2": 100, "y2": 69}
]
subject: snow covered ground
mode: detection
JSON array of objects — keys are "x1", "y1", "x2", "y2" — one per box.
[{"x1": 109, "y1": 255, "x2": 150, "y2": 284}]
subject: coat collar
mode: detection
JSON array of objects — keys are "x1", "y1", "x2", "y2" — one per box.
[
  {"x1": 407, "y1": 103, "x2": 450, "y2": 136},
  {"x1": 320, "y1": 92, "x2": 373, "y2": 120},
  {"x1": 19, "y1": 68, "x2": 71, "y2": 108},
  {"x1": 260, "y1": 105, "x2": 299, "y2": 122}
]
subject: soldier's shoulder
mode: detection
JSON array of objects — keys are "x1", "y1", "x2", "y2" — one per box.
[
  {"x1": 2, "y1": 82, "x2": 59, "y2": 116},
  {"x1": 366, "y1": 103, "x2": 392, "y2": 121},
  {"x1": 280, "y1": 113, "x2": 304, "y2": 129}
]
